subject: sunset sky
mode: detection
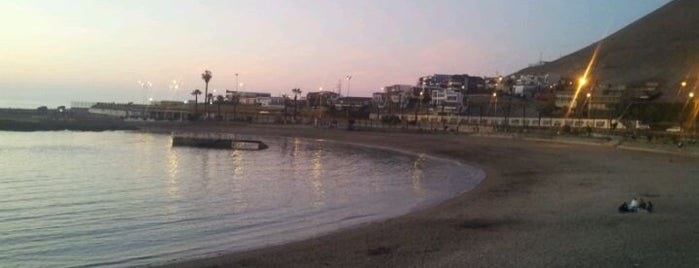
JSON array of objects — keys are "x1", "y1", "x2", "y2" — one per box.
[{"x1": 1, "y1": 0, "x2": 670, "y2": 108}]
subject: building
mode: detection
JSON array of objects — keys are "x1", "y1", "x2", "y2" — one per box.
[
  {"x1": 428, "y1": 86, "x2": 463, "y2": 114},
  {"x1": 383, "y1": 85, "x2": 416, "y2": 109},
  {"x1": 372, "y1": 92, "x2": 386, "y2": 108},
  {"x1": 334, "y1": 97, "x2": 373, "y2": 109},
  {"x1": 417, "y1": 74, "x2": 486, "y2": 95},
  {"x1": 306, "y1": 91, "x2": 340, "y2": 108},
  {"x1": 226, "y1": 90, "x2": 272, "y2": 106}
]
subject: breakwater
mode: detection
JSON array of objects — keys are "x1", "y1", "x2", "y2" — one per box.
[{"x1": 171, "y1": 132, "x2": 268, "y2": 150}]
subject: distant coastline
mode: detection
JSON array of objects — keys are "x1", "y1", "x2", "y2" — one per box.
[{"x1": 0, "y1": 119, "x2": 139, "y2": 132}]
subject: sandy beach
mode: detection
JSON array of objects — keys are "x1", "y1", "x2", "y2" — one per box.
[{"x1": 150, "y1": 124, "x2": 699, "y2": 268}]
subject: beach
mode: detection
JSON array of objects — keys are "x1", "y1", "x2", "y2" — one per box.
[{"x1": 152, "y1": 124, "x2": 699, "y2": 268}]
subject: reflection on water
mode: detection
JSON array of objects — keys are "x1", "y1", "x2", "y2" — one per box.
[
  {"x1": 412, "y1": 153, "x2": 427, "y2": 198},
  {"x1": 166, "y1": 147, "x2": 181, "y2": 201},
  {"x1": 0, "y1": 131, "x2": 483, "y2": 268},
  {"x1": 311, "y1": 140, "x2": 326, "y2": 207},
  {"x1": 230, "y1": 150, "x2": 248, "y2": 212}
]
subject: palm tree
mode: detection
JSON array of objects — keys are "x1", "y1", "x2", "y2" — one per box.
[
  {"x1": 190, "y1": 89, "x2": 202, "y2": 118},
  {"x1": 215, "y1": 95, "x2": 225, "y2": 119},
  {"x1": 201, "y1": 70, "x2": 212, "y2": 118},
  {"x1": 292, "y1": 88, "x2": 302, "y2": 120}
]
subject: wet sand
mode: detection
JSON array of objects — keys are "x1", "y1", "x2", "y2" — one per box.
[{"x1": 151, "y1": 125, "x2": 699, "y2": 268}]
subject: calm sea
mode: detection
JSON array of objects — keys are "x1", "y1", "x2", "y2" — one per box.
[{"x1": 0, "y1": 131, "x2": 483, "y2": 268}]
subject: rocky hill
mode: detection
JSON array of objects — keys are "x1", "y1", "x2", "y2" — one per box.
[{"x1": 516, "y1": 0, "x2": 699, "y2": 103}]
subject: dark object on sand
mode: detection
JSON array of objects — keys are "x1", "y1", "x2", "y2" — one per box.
[
  {"x1": 640, "y1": 200, "x2": 654, "y2": 212},
  {"x1": 618, "y1": 198, "x2": 653, "y2": 213},
  {"x1": 618, "y1": 202, "x2": 631, "y2": 213}
]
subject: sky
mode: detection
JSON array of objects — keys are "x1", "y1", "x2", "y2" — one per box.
[{"x1": 0, "y1": 0, "x2": 671, "y2": 108}]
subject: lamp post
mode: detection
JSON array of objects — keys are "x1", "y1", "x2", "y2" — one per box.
[
  {"x1": 346, "y1": 75, "x2": 352, "y2": 97},
  {"x1": 138, "y1": 80, "x2": 152, "y2": 119},
  {"x1": 690, "y1": 92, "x2": 696, "y2": 136},
  {"x1": 492, "y1": 92, "x2": 498, "y2": 116},
  {"x1": 235, "y1": 73, "x2": 239, "y2": 91},
  {"x1": 415, "y1": 90, "x2": 424, "y2": 123},
  {"x1": 138, "y1": 80, "x2": 152, "y2": 104}
]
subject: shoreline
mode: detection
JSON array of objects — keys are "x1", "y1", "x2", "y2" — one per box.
[{"x1": 145, "y1": 124, "x2": 699, "y2": 268}]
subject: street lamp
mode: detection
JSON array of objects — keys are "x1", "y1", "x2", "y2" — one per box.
[
  {"x1": 415, "y1": 90, "x2": 424, "y2": 122},
  {"x1": 235, "y1": 73, "x2": 239, "y2": 91},
  {"x1": 682, "y1": 81, "x2": 687, "y2": 88},
  {"x1": 492, "y1": 92, "x2": 498, "y2": 116},
  {"x1": 689, "y1": 92, "x2": 696, "y2": 136},
  {"x1": 138, "y1": 80, "x2": 152, "y2": 105}
]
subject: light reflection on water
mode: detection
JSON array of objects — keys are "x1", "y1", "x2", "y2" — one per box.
[{"x1": 0, "y1": 131, "x2": 484, "y2": 268}]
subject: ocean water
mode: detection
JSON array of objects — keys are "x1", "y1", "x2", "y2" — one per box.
[{"x1": 0, "y1": 131, "x2": 484, "y2": 268}]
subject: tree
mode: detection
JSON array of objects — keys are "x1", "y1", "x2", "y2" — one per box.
[
  {"x1": 291, "y1": 88, "x2": 302, "y2": 120},
  {"x1": 215, "y1": 95, "x2": 225, "y2": 118},
  {"x1": 201, "y1": 70, "x2": 212, "y2": 118},
  {"x1": 206, "y1": 93, "x2": 213, "y2": 118},
  {"x1": 190, "y1": 89, "x2": 202, "y2": 118}
]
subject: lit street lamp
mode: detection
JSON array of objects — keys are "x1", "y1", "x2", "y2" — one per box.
[
  {"x1": 689, "y1": 92, "x2": 696, "y2": 136},
  {"x1": 415, "y1": 90, "x2": 424, "y2": 122},
  {"x1": 492, "y1": 92, "x2": 498, "y2": 116},
  {"x1": 138, "y1": 80, "x2": 152, "y2": 104}
]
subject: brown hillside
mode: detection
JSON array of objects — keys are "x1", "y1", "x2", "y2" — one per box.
[{"x1": 517, "y1": 0, "x2": 699, "y2": 102}]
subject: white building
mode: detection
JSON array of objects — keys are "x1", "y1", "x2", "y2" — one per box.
[
  {"x1": 430, "y1": 87, "x2": 463, "y2": 113},
  {"x1": 226, "y1": 90, "x2": 272, "y2": 106}
]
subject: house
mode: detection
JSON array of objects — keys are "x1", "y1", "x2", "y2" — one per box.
[
  {"x1": 384, "y1": 85, "x2": 415, "y2": 108},
  {"x1": 306, "y1": 91, "x2": 340, "y2": 107},
  {"x1": 372, "y1": 92, "x2": 387, "y2": 109},
  {"x1": 429, "y1": 87, "x2": 463, "y2": 114},
  {"x1": 418, "y1": 74, "x2": 486, "y2": 95}
]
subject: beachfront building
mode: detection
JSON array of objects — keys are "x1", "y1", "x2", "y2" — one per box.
[
  {"x1": 418, "y1": 74, "x2": 486, "y2": 95},
  {"x1": 225, "y1": 91, "x2": 272, "y2": 106},
  {"x1": 334, "y1": 97, "x2": 372, "y2": 110},
  {"x1": 306, "y1": 91, "x2": 341, "y2": 108},
  {"x1": 372, "y1": 92, "x2": 388, "y2": 109},
  {"x1": 383, "y1": 85, "x2": 415, "y2": 113},
  {"x1": 428, "y1": 87, "x2": 463, "y2": 114},
  {"x1": 88, "y1": 102, "x2": 191, "y2": 121}
]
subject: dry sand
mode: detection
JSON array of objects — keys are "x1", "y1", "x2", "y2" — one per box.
[{"x1": 150, "y1": 124, "x2": 699, "y2": 268}]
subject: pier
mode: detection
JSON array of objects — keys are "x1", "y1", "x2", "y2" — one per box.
[{"x1": 171, "y1": 132, "x2": 268, "y2": 150}]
